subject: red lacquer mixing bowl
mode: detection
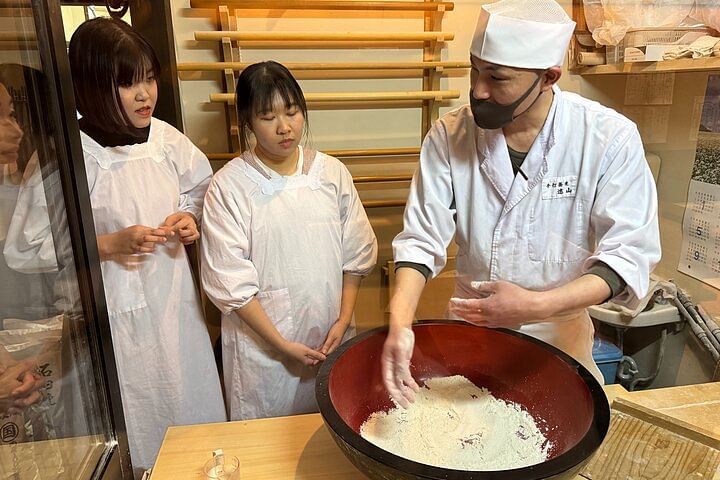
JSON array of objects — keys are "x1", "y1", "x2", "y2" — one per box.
[{"x1": 316, "y1": 320, "x2": 609, "y2": 480}]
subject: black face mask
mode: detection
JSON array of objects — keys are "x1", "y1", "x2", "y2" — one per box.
[{"x1": 470, "y1": 73, "x2": 543, "y2": 130}]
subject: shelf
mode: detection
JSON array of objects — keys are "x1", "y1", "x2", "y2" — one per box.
[
  {"x1": 189, "y1": 0, "x2": 453, "y2": 11},
  {"x1": 572, "y1": 56, "x2": 720, "y2": 75}
]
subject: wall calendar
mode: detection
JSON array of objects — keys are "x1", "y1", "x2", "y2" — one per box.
[{"x1": 678, "y1": 75, "x2": 720, "y2": 287}]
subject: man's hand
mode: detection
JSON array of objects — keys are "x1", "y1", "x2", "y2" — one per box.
[
  {"x1": 279, "y1": 341, "x2": 327, "y2": 366},
  {"x1": 319, "y1": 319, "x2": 350, "y2": 356},
  {"x1": 449, "y1": 280, "x2": 549, "y2": 328},
  {"x1": 381, "y1": 326, "x2": 419, "y2": 409},
  {"x1": 162, "y1": 212, "x2": 199, "y2": 245}
]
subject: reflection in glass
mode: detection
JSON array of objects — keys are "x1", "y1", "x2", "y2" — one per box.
[{"x1": 0, "y1": 5, "x2": 113, "y2": 479}]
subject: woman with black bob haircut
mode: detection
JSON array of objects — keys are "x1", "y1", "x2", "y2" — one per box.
[
  {"x1": 69, "y1": 17, "x2": 161, "y2": 139},
  {"x1": 200, "y1": 60, "x2": 378, "y2": 421},
  {"x1": 68, "y1": 17, "x2": 226, "y2": 478}
]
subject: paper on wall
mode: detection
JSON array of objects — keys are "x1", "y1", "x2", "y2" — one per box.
[
  {"x1": 623, "y1": 106, "x2": 670, "y2": 143},
  {"x1": 624, "y1": 73, "x2": 675, "y2": 106}
]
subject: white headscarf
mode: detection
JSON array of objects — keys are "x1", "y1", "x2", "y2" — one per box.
[{"x1": 470, "y1": 0, "x2": 576, "y2": 69}]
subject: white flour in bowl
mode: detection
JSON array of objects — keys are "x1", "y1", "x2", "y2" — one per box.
[{"x1": 360, "y1": 375, "x2": 552, "y2": 471}]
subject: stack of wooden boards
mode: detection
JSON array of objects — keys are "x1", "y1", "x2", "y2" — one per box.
[{"x1": 581, "y1": 383, "x2": 720, "y2": 480}]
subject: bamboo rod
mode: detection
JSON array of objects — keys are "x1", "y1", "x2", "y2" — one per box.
[
  {"x1": 328, "y1": 147, "x2": 419, "y2": 157},
  {"x1": 0, "y1": 8, "x2": 31, "y2": 14},
  {"x1": 178, "y1": 60, "x2": 470, "y2": 72},
  {"x1": 195, "y1": 31, "x2": 452, "y2": 42},
  {"x1": 354, "y1": 174, "x2": 413, "y2": 183},
  {"x1": 0, "y1": 40, "x2": 37, "y2": 50},
  {"x1": 363, "y1": 199, "x2": 407, "y2": 208},
  {"x1": 0, "y1": 31, "x2": 36, "y2": 41},
  {"x1": 207, "y1": 147, "x2": 420, "y2": 160},
  {"x1": 190, "y1": 0, "x2": 454, "y2": 11},
  {"x1": 210, "y1": 90, "x2": 459, "y2": 103}
]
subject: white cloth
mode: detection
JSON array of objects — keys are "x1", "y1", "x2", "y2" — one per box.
[
  {"x1": 201, "y1": 147, "x2": 377, "y2": 421},
  {"x1": 0, "y1": 164, "x2": 20, "y2": 242},
  {"x1": 3, "y1": 153, "x2": 58, "y2": 273},
  {"x1": 602, "y1": 278, "x2": 676, "y2": 318},
  {"x1": 0, "y1": 158, "x2": 57, "y2": 321},
  {"x1": 394, "y1": 85, "x2": 661, "y2": 382},
  {"x1": 663, "y1": 36, "x2": 720, "y2": 60},
  {"x1": 81, "y1": 118, "x2": 226, "y2": 477},
  {"x1": 470, "y1": 0, "x2": 576, "y2": 69}
]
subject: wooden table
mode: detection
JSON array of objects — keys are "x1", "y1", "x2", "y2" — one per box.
[
  {"x1": 150, "y1": 383, "x2": 720, "y2": 479},
  {"x1": 151, "y1": 413, "x2": 366, "y2": 479}
]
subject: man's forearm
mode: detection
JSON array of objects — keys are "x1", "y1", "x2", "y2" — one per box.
[
  {"x1": 388, "y1": 267, "x2": 427, "y2": 329},
  {"x1": 537, "y1": 274, "x2": 611, "y2": 319}
]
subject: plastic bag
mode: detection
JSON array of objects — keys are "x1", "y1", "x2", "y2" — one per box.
[
  {"x1": 583, "y1": 0, "x2": 695, "y2": 45},
  {"x1": 0, "y1": 315, "x2": 65, "y2": 479},
  {"x1": 691, "y1": 0, "x2": 720, "y2": 32},
  {"x1": 0, "y1": 315, "x2": 63, "y2": 443}
]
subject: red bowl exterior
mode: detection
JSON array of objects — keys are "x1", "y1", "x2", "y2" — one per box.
[{"x1": 316, "y1": 320, "x2": 610, "y2": 480}]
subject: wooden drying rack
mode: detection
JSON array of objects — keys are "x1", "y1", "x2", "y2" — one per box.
[{"x1": 183, "y1": 0, "x2": 469, "y2": 208}]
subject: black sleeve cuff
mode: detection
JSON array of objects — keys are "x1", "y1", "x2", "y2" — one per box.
[
  {"x1": 394, "y1": 261, "x2": 432, "y2": 281},
  {"x1": 585, "y1": 261, "x2": 627, "y2": 300}
]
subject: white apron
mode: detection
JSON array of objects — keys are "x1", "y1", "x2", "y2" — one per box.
[
  {"x1": 202, "y1": 148, "x2": 377, "y2": 421},
  {"x1": 81, "y1": 118, "x2": 226, "y2": 477}
]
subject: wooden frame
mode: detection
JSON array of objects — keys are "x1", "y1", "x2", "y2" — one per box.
[{"x1": 185, "y1": 0, "x2": 468, "y2": 207}]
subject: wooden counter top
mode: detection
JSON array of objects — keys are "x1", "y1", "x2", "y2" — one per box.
[
  {"x1": 151, "y1": 413, "x2": 366, "y2": 479},
  {"x1": 150, "y1": 383, "x2": 720, "y2": 480}
]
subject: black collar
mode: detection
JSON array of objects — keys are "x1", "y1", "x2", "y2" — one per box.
[{"x1": 79, "y1": 118, "x2": 150, "y2": 148}]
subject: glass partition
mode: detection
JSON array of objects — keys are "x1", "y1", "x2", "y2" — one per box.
[{"x1": 0, "y1": 1, "x2": 126, "y2": 478}]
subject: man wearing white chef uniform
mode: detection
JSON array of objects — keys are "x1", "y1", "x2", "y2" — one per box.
[{"x1": 382, "y1": 0, "x2": 661, "y2": 407}]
